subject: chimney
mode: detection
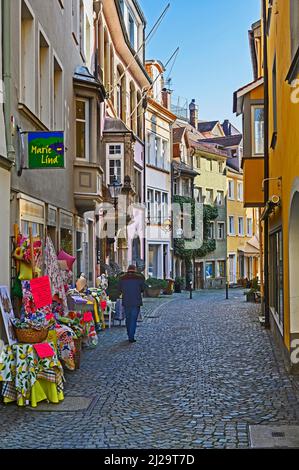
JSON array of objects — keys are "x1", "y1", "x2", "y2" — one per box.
[
  {"x1": 189, "y1": 99, "x2": 198, "y2": 129},
  {"x1": 162, "y1": 87, "x2": 171, "y2": 111},
  {"x1": 222, "y1": 119, "x2": 231, "y2": 136}
]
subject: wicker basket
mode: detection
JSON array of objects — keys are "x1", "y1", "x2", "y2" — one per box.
[
  {"x1": 73, "y1": 338, "x2": 82, "y2": 369},
  {"x1": 14, "y1": 327, "x2": 49, "y2": 344}
]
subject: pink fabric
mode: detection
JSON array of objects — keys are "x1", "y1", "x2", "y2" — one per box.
[
  {"x1": 83, "y1": 311, "x2": 93, "y2": 322},
  {"x1": 33, "y1": 343, "x2": 55, "y2": 359},
  {"x1": 57, "y1": 250, "x2": 76, "y2": 271}
]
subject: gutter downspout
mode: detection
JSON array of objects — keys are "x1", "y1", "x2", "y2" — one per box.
[
  {"x1": 262, "y1": 0, "x2": 270, "y2": 329},
  {"x1": 3, "y1": 0, "x2": 14, "y2": 162}
]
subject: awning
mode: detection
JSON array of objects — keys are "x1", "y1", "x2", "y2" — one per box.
[{"x1": 238, "y1": 236, "x2": 260, "y2": 257}]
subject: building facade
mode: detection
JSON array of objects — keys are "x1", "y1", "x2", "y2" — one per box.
[
  {"x1": 0, "y1": 0, "x2": 11, "y2": 290},
  {"x1": 234, "y1": 0, "x2": 299, "y2": 372},
  {"x1": 6, "y1": 0, "x2": 104, "y2": 286},
  {"x1": 144, "y1": 60, "x2": 176, "y2": 279},
  {"x1": 226, "y1": 166, "x2": 260, "y2": 285},
  {"x1": 98, "y1": 0, "x2": 150, "y2": 273},
  {"x1": 265, "y1": 0, "x2": 299, "y2": 371}
]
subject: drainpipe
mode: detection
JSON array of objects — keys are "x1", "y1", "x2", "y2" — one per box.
[
  {"x1": 262, "y1": 0, "x2": 270, "y2": 329},
  {"x1": 3, "y1": 0, "x2": 15, "y2": 162}
]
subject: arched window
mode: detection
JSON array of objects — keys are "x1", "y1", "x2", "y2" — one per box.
[
  {"x1": 110, "y1": 47, "x2": 115, "y2": 103},
  {"x1": 116, "y1": 65, "x2": 126, "y2": 122},
  {"x1": 104, "y1": 29, "x2": 110, "y2": 89}
]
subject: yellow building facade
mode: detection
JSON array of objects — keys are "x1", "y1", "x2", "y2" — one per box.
[
  {"x1": 235, "y1": 0, "x2": 299, "y2": 371},
  {"x1": 266, "y1": 0, "x2": 299, "y2": 369},
  {"x1": 226, "y1": 168, "x2": 260, "y2": 285}
]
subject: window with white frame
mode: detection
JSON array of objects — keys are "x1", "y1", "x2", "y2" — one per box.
[
  {"x1": 109, "y1": 160, "x2": 121, "y2": 184},
  {"x1": 247, "y1": 218, "x2": 253, "y2": 237},
  {"x1": 107, "y1": 144, "x2": 123, "y2": 184},
  {"x1": 207, "y1": 222, "x2": 215, "y2": 240},
  {"x1": 154, "y1": 191, "x2": 161, "y2": 224},
  {"x1": 161, "y1": 193, "x2": 168, "y2": 223},
  {"x1": 290, "y1": 0, "x2": 299, "y2": 61},
  {"x1": 206, "y1": 188, "x2": 213, "y2": 204},
  {"x1": 155, "y1": 136, "x2": 162, "y2": 168},
  {"x1": 229, "y1": 216, "x2": 235, "y2": 235},
  {"x1": 162, "y1": 140, "x2": 170, "y2": 170},
  {"x1": 206, "y1": 159, "x2": 213, "y2": 171},
  {"x1": 238, "y1": 217, "x2": 244, "y2": 236},
  {"x1": 76, "y1": 99, "x2": 90, "y2": 160},
  {"x1": 181, "y1": 143, "x2": 188, "y2": 163},
  {"x1": 196, "y1": 156, "x2": 201, "y2": 169},
  {"x1": 182, "y1": 179, "x2": 191, "y2": 197},
  {"x1": 252, "y1": 105, "x2": 264, "y2": 156},
  {"x1": 237, "y1": 182, "x2": 243, "y2": 201},
  {"x1": 195, "y1": 187, "x2": 203, "y2": 203},
  {"x1": 218, "y1": 161, "x2": 223, "y2": 173},
  {"x1": 53, "y1": 56, "x2": 63, "y2": 130},
  {"x1": 216, "y1": 190, "x2": 224, "y2": 206},
  {"x1": 39, "y1": 30, "x2": 50, "y2": 127},
  {"x1": 218, "y1": 260, "x2": 226, "y2": 278},
  {"x1": 147, "y1": 189, "x2": 154, "y2": 223},
  {"x1": 134, "y1": 168, "x2": 142, "y2": 203},
  {"x1": 21, "y1": 0, "x2": 35, "y2": 111},
  {"x1": 217, "y1": 222, "x2": 225, "y2": 240},
  {"x1": 228, "y1": 180, "x2": 235, "y2": 200}
]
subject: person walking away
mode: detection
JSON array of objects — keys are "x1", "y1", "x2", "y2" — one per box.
[{"x1": 118, "y1": 265, "x2": 145, "y2": 343}]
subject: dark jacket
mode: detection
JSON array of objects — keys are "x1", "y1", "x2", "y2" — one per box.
[{"x1": 118, "y1": 272, "x2": 145, "y2": 307}]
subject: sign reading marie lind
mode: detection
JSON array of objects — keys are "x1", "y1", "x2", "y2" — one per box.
[{"x1": 28, "y1": 131, "x2": 65, "y2": 169}]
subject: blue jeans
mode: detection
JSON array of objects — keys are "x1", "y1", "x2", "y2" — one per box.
[{"x1": 125, "y1": 306, "x2": 139, "y2": 341}]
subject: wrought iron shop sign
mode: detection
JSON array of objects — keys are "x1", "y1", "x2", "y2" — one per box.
[{"x1": 28, "y1": 131, "x2": 65, "y2": 169}]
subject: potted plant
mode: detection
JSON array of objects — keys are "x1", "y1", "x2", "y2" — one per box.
[
  {"x1": 163, "y1": 279, "x2": 175, "y2": 295},
  {"x1": 106, "y1": 276, "x2": 120, "y2": 301},
  {"x1": 244, "y1": 277, "x2": 260, "y2": 302},
  {"x1": 174, "y1": 276, "x2": 185, "y2": 293},
  {"x1": 145, "y1": 278, "x2": 167, "y2": 298}
]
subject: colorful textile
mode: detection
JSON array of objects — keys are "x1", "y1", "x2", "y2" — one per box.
[
  {"x1": 45, "y1": 236, "x2": 69, "y2": 315},
  {"x1": 34, "y1": 343, "x2": 55, "y2": 359},
  {"x1": 57, "y1": 250, "x2": 76, "y2": 271},
  {"x1": 54, "y1": 323, "x2": 76, "y2": 371},
  {"x1": 0, "y1": 342, "x2": 64, "y2": 401}
]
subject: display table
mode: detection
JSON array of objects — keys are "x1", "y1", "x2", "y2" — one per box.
[{"x1": 0, "y1": 342, "x2": 64, "y2": 407}]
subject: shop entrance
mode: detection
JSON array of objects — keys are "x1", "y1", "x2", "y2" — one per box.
[
  {"x1": 289, "y1": 190, "x2": 299, "y2": 342},
  {"x1": 194, "y1": 262, "x2": 204, "y2": 290}
]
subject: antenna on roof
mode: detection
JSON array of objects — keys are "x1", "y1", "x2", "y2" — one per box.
[
  {"x1": 129, "y1": 47, "x2": 179, "y2": 118},
  {"x1": 107, "y1": 3, "x2": 171, "y2": 97}
]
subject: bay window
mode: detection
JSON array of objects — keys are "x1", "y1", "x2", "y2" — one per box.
[
  {"x1": 76, "y1": 99, "x2": 90, "y2": 160},
  {"x1": 252, "y1": 105, "x2": 264, "y2": 156},
  {"x1": 106, "y1": 144, "x2": 123, "y2": 185}
]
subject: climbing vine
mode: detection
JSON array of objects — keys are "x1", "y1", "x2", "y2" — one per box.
[{"x1": 173, "y1": 195, "x2": 218, "y2": 262}]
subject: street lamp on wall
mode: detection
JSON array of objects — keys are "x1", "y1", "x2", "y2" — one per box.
[{"x1": 108, "y1": 175, "x2": 123, "y2": 206}]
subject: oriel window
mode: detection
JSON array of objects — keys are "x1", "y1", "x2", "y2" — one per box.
[{"x1": 76, "y1": 99, "x2": 89, "y2": 160}]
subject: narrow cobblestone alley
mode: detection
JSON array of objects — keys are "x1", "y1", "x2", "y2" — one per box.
[{"x1": 1, "y1": 290, "x2": 299, "y2": 449}]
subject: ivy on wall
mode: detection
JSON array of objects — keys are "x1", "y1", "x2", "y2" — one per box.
[{"x1": 173, "y1": 195, "x2": 218, "y2": 262}]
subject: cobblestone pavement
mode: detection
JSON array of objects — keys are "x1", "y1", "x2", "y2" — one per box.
[{"x1": 1, "y1": 289, "x2": 299, "y2": 449}]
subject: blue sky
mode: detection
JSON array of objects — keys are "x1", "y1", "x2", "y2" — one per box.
[{"x1": 139, "y1": 0, "x2": 261, "y2": 129}]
